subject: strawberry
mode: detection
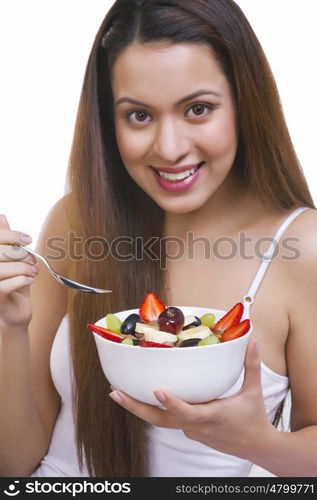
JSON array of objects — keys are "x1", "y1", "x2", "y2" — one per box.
[
  {"x1": 220, "y1": 319, "x2": 250, "y2": 342},
  {"x1": 212, "y1": 302, "x2": 244, "y2": 333},
  {"x1": 139, "y1": 292, "x2": 166, "y2": 322},
  {"x1": 140, "y1": 340, "x2": 173, "y2": 348},
  {"x1": 86, "y1": 324, "x2": 125, "y2": 343}
]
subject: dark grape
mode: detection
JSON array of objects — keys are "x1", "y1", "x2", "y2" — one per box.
[
  {"x1": 157, "y1": 306, "x2": 184, "y2": 334},
  {"x1": 183, "y1": 316, "x2": 201, "y2": 330},
  {"x1": 179, "y1": 338, "x2": 200, "y2": 347},
  {"x1": 120, "y1": 313, "x2": 141, "y2": 335}
]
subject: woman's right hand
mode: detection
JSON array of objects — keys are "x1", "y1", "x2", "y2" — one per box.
[{"x1": 0, "y1": 214, "x2": 39, "y2": 329}]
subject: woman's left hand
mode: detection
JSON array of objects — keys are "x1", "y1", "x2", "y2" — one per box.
[{"x1": 109, "y1": 337, "x2": 278, "y2": 460}]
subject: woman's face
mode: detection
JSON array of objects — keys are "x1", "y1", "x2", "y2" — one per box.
[{"x1": 112, "y1": 42, "x2": 238, "y2": 214}]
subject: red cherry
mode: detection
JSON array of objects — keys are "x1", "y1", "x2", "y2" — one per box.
[{"x1": 157, "y1": 307, "x2": 185, "y2": 334}]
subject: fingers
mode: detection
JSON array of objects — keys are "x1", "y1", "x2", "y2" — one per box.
[
  {"x1": 0, "y1": 261, "x2": 38, "y2": 280},
  {"x1": 0, "y1": 230, "x2": 32, "y2": 247},
  {"x1": 0, "y1": 275, "x2": 35, "y2": 296},
  {"x1": 109, "y1": 390, "x2": 184, "y2": 429},
  {"x1": 0, "y1": 215, "x2": 32, "y2": 246},
  {"x1": 0, "y1": 215, "x2": 34, "y2": 265},
  {"x1": 154, "y1": 389, "x2": 220, "y2": 425},
  {"x1": 109, "y1": 388, "x2": 219, "y2": 429},
  {"x1": 0, "y1": 261, "x2": 38, "y2": 297},
  {"x1": 154, "y1": 389, "x2": 202, "y2": 422},
  {"x1": 0, "y1": 244, "x2": 35, "y2": 264},
  {"x1": 0, "y1": 227, "x2": 35, "y2": 265},
  {"x1": 0, "y1": 218, "x2": 38, "y2": 292},
  {"x1": 0, "y1": 217, "x2": 35, "y2": 327}
]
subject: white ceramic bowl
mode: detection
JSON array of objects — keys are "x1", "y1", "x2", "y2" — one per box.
[{"x1": 93, "y1": 306, "x2": 252, "y2": 406}]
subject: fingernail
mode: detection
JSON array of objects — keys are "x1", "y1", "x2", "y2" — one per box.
[
  {"x1": 154, "y1": 390, "x2": 166, "y2": 402},
  {"x1": 20, "y1": 234, "x2": 32, "y2": 244},
  {"x1": 30, "y1": 254, "x2": 37, "y2": 264},
  {"x1": 32, "y1": 265, "x2": 39, "y2": 275},
  {"x1": 109, "y1": 391, "x2": 123, "y2": 404}
]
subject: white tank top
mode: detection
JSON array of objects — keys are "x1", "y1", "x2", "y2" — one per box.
[{"x1": 30, "y1": 207, "x2": 308, "y2": 477}]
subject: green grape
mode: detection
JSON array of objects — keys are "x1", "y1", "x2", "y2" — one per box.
[
  {"x1": 106, "y1": 313, "x2": 122, "y2": 334},
  {"x1": 121, "y1": 337, "x2": 134, "y2": 345},
  {"x1": 198, "y1": 334, "x2": 219, "y2": 346},
  {"x1": 200, "y1": 313, "x2": 216, "y2": 328}
]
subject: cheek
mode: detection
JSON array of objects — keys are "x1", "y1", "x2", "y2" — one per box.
[
  {"x1": 115, "y1": 123, "x2": 147, "y2": 166},
  {"x1": 201, "y1": 110, "x2": 237, "y2": 159}
]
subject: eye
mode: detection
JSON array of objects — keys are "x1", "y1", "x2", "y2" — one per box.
[
  {"x1": 186, "y1": 103, "x2": 214, "y2": 118},
  {"x1": 126, "y1": 110, "x2": 151, "y2": 124}
]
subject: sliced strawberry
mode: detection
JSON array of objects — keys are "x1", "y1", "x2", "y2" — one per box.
[
  {"x1": 212, "y1": 302, "x2": 244, "y2": 333},
  {"x1": 86, "y1": 323, "x2": 125, "y2": 343},
  {"x1": 139, "y1": 292, "x2": 166, "y2": 322},
  {"x1": 140, "y1": 340, "x2": 173, "y2": 348},
  {"x1": 220, "y1": 319, "x2": 250, "y2": 342}
]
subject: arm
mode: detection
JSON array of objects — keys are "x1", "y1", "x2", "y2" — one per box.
[
  {"x1": 251, "y1": 219, "x2": 317, "y2": 476},
  {"x1": 0, "y1": 325, "x2": 49, "y2": 476},
  {"x1": 0, "y1": 197, "x2": 70, "y2": 476}
]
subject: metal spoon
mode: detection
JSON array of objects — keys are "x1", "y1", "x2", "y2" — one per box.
[{"x1": 23, "y1": 247, "x2": 112, "y2": 294}]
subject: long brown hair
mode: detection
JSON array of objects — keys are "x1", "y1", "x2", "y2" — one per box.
[{"x1": 66, "y1": 0, "x2": 315, "y2": 476}]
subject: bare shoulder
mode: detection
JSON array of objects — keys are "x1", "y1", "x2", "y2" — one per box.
[
  {"x1": 283, "y1": 207, "x2": 317, "y2": 262},
  {"x1": 35, "y1": 194, "x2": 72, "y2": 275},
  {"x1": 281, "y1": 207, "x2": 317, "y2": 315},
  {"x1": 38, "y1": 194, "x2": 71, "y2": 233},
  {"x1": 31, "y1": 193, "x2": 72, "y2": 331}
]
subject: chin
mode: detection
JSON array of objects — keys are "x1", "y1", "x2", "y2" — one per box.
[{"x1": 153, "y1": 194, "x2": 210, "y2": 215}]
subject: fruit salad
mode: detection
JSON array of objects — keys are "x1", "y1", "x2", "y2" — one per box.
[{"x1": 87, "y1": 293, "x2": 251, "y2": 348}]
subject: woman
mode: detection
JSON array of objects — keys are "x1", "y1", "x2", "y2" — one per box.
[{"x1": 0, "y1": 0, "x2": 316, "y2": 477}]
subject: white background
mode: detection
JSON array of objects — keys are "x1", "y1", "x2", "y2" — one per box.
[{"x1": 1, "y1": 0, "x2": 316, "y2": 244}]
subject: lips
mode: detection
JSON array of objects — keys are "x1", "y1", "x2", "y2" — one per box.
[{"x1": 152, "y1": 162, "x2": 205, "y2": 193}]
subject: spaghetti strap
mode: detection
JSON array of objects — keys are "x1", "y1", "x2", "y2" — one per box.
[{"x1": 242, "y1": 206, "x2": 309, "y2": 318}]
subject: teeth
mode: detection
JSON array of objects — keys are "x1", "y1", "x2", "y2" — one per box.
[{"x1": 158, "y1": 165, "x2": 199, "y2": 181}]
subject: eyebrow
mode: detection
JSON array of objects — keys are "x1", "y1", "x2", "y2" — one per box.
[{"x1": 115, "y1": 90, "x2": 220, "y2": 107}]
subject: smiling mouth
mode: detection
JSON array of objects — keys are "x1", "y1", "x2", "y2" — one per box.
[{"x1": 152, "y1": 162, "x2": 205, "y2": 182}]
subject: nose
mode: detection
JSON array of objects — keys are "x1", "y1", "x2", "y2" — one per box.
[{"x1": 151, "y1": 117, "x2": 191, "y2": 165}]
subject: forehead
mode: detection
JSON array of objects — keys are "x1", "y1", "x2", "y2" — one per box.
[{"x1": 111, "y1": 42, "x2": 229, "y2": 102}]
